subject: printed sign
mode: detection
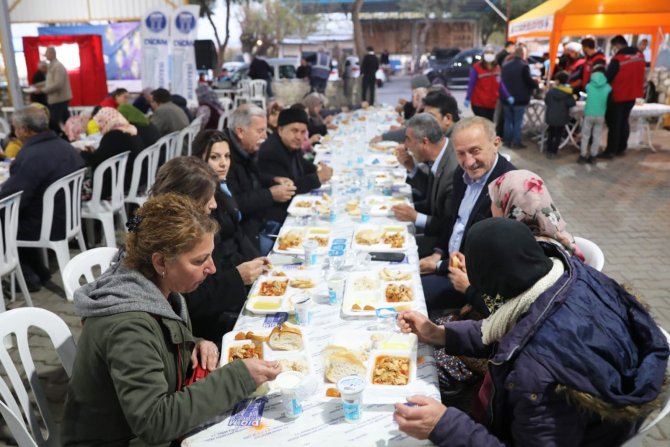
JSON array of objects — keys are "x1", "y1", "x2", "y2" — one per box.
[
  {"x1": 140, "y1": 7, "x2": 170, "y2": 89},
  {"x1": 170, "y1": 5, "x2": 199, "y2": 104}
]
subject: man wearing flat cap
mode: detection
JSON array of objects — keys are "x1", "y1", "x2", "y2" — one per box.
[{"x1": 258, "y1": 107, "x2": 333, "y2": 223}]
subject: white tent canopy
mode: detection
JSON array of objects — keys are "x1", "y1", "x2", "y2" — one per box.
[{"x1": 7, "y1": 0, "x2": 183, "y2": 23}]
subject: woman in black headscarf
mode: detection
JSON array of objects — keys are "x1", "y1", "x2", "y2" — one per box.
[{"x1": 394, "y1": 218, "x2": 668, "y2": 447}]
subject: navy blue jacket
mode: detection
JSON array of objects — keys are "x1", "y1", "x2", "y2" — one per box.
[
  {"x1": 430, "y1": 245, "x2": 669, "y2": 446},
  {"x1": 501, "y1": 57, "x2": 538, "y2": 106},
  {"x1": 1, "y1": 131, "x2": 84, "y2": 240}
]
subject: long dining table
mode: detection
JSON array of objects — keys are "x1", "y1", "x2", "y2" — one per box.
[{"x1": 182, "y1": 107, "x2": 441, "y2": 446}]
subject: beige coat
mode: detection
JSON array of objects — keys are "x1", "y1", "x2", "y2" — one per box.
[{"x1": 42, "y1": 59, "x2": 72, "y2": 104}]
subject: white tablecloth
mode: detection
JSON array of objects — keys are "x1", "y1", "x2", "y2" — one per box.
[{"x1": 182, "y1": 108, "x2": 440, "y2": 447}]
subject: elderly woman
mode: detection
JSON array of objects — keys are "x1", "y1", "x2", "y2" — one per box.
[
  {"x1": 83, "y1": 107, "x2": 144, "y2": 197},
  {"x1": 62, "y1": 193, "x2": 280, "y2": 445},
  {"x1": 448, "y1": 169, "x2": 584, "y2": 316},
  {"x1": 152, "y1": 156, "x2": 268, "y2": 342},
  {"x1": 266, "y1": 100, "x2": 283, "y2": 134},
  {"x1": 395, "y1": 218, "x2": 669, "y2": 447},
  {"x1": 302, "y1": 93, "x2": 337, "y2": 137}
]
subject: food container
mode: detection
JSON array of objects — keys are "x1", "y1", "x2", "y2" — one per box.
[
  {"x1": 337, "y1": 375, "x2": 366, "y2": 423},
  {"x1": 292, "y1": 294, "x2": 312, "y2": 326},
  {"x1": 302, "y1": 239, "x2": 319, "y2": 267},
  {"x1": 275, "y1": 371, "x2": 305, "y2": 419},
  {"x1": 327, "y1": 273, "x2": 346, "y2": 305}
]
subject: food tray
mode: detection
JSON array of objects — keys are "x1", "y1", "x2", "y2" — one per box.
[
  {"x1": 220, "y1": 325, "x2": 313, "y2": 393},
  {"x1": 341, "y1": 267, "x2": 417, "y2": 317},
  {"x1": 364, "y1": 195, "x2": 411, "y2": 217},
  {"x1": 272, "y1": 226, "x2": 332, "y2": 254},
  {"x1": 286, "y1": 195, "x2": 332, "y2": 217},
  {"x1": 318, "y1": 330, "x2": 418, "y2": 403},
  {"x1": 245, "y1": 271, "x2": 324, "y2": 314},
  {"x1": 351, "y1": 224, "x2": 409, "y2": 253},
  {"x1": 369, "y1": 140, "x2": 400, "y2": 153}
]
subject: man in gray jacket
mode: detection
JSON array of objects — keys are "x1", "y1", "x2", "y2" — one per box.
[
  {"x1": 37, "y1": 46, "x2": 72, "y2": 129},
  {"x1": 149, "y1": 88, "x2": 190, "y2": 136}
]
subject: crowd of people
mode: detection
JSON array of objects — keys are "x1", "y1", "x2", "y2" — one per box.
[{"x1": 0, "y1": 36, "x2": 667, "y2": 447}]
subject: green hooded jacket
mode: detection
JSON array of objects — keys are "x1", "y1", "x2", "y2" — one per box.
[
  {"x1": 61, "y1": 257, "x2": 257, "y2": 446},
  {"x1": 584, "y1": 71, "x2": 612, "y2": 117}
]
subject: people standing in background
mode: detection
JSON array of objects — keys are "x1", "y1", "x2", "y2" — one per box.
[
  {"x1": 543, "y1": 71, "x2": 576, "y2": 159},
  {"x1": 601, "y1": 35, "x2": 646, "y2": 159},
  {"x1": 563, "y1": 42, "x2": 585, "y2": 93},
  {"x1": 577, "y1": 37, "x2": 607, "y2": 89},
  {"x1": 495, "y1": 41, "x2": 515, "y2": 67},
  {"x1": 296, "y1": 58, "x2": 311, "y2": 80},
  {"x1": 494, "y1": 42, "x2": 515, "y2": 139},
  {"x1": 464, "y1": 46, "x2": 507, "y2": 121},
  {"x1": 248, "y1": 54, "x2": 273, "y2": 98},
  {"x1": 361, "y1": 47, "x2": 380, "y2": 105},
  {"x1": 500, "y1": 46, "x2": 538, "y2": 149},
  {"x1": 30, "y1": 61, "x2": 48, "y2": 106},
  {"x1": 579, "y1": 63, "x2": 610, "y2": 164},
  {"x1": 36, "y1": 46, "x2": 73, "y2": 131},
  {"x1": 310, "y1": 50, "x2": 331, "y2": 94},
  {"x1": 638, "y1": 38, "x2": 651, "y2": 66}
]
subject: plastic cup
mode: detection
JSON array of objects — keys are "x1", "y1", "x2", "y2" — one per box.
[
  {"x1": 303, "y1": 239, "x2": 319, "y2": 268},
  {"x1": 327, "y1": 273, "x2": 346, "y2": 305},
  {"x1": 292, "y1": 294, "x2": 312, "y2": 326},
  {"x1": 375, "y1": 307, "x2": 398, "y2": 331},
  {"x1": 381, "y1": 178, "x2": 393, "y2": 196},
  {"x1": 275, "y1": 371, "x2": 305, "y2": 419},
  {"x1": 337, "y1": 375, "x2": 366, "y2": 423},
  {"x1": 360, "y1": 203, "x2": 371, "y2": 223}
]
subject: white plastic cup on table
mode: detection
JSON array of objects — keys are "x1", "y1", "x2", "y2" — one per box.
[
  {"x1": 337, "y1": 375, "x2": 366, "y2": 423},
  {"x1": 275, "y1": 371, "x2": 305, "y2": 419},
  {"x1": 375, "y1": 307, "x2": 398, "y2": 331},
  {"x1": 303, "y1": 239, "x2": 319, "y2": 268},
  {"x1": 381, "y1": 178, "x2": 393, "y2": 196},
  {"x1": 327, "y1": 273, "x2": 346, "y2": 305},
  {"x1": 292, "y1": 293, "x2": 312, "y2": 326},
  {"x1": 360, "y1": 202, "x2": 371, "y2": 223}
]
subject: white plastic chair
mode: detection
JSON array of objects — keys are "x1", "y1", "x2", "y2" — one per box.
[
  {"x1": 500, "y1": 152, "x2": 511, "y2": 162},
  {"x1": 178, "y1": 119, "x2": 203, "y2": 157},
  {"x1": 0, "y1": 307, "x2": 76, "y2": 447},
  {"x1": 81, "y1": 151, "x2": 130, "y2": 248},
  {"x1": 216, "y1": 97, "x2": 233, "y2": 131},
  {"x1": 124, "y1": 143, "x2": 161, "y2": 208},
  {"x1": 234, "y1": 79, "x2": 252, "y2": 108},
  {"x1": 248, "y1": 79, "x2": 267, "y2": 110},
  {"x1": 0, "y1": 192, "x2": 32, "y2": 311},
  {"x1": 61, "y1": 247, "x2": 118, "y2": 301},
  {"x1": 17, "y1": 168, "x2": 87, "y2": 296},
  {"x1": 0, "y1": 400, "x2": 37, "y2": 447},
  {"x1": 0, "y1": 117, "x2": 10, "y2": 139},
  {"x1": 157, "y1": 131, "x2": 181, "y2": 164},
  {"x1": 574, "y1": 236, "x2": 605, "y2": 272},
  {"x1": 621, "y1": 326, "x2": 670, "y2": 447}
]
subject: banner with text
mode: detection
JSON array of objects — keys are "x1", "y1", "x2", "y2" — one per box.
[
  {"x1": 170, "y1": 5, "x2": 199, "y2": 104},
  {"x1": 140, "y1": 7, "x2": 170, "y2": 90}
]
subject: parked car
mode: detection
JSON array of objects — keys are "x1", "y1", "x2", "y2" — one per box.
[
  {"x1": 216, "y1": 58, "x2": 297, "y2": 88},
  {"x1": 428, "y1": 47, "x2": 461, "y2": 72},
  {"x1": 427, "y1": 48, "x2": 483, "y2": 88}
]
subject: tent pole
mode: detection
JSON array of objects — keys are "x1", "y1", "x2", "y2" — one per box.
[{"x1": 0, "y1": 0, "x2": 23, "y2": 108}]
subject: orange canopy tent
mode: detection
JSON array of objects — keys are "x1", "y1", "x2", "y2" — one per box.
[{"x1": 508, "y1": 0, "x2": 670, "y2": 76}]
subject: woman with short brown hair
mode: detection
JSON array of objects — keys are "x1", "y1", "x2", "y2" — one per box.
[{"x1": 62, "y1": 193, "x2": 279, "y2": 446}]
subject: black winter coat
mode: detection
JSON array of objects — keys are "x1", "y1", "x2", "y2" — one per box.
[{"x1": 501, "y1": 57, "x2": 538, "y2": 106}]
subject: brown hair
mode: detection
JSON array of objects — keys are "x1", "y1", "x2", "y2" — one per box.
[
  {"x1": 191, "y1": 129, "x2": 230, "y2": 162},
  {"x1": 151, "y1": 156, "x2": 217, "y2": 207},
  {"x1": 124, "y1": 193, "x2": 219, "y2": 279}
]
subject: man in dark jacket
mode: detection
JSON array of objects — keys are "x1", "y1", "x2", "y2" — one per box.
[
  {"x1": 361, "y1": 47, "x2": 380, "y2": 105},
  {"x1": 2, "y1": 105, "x2": 84, "y2": 290},
  {"x1": 395, "y1": 219, "x2": 669, "y2": 447},
  {"x1": 500, "y1": 46, "x2": 538, "y2": 148},
  {"x1": 249, "y1": 55, "x2": 273, "y2": 97},
  {"x1": 226, "y1": 104, "x2": 297, "y2": 254},
  {"x1": 418, "y1": 116, "x2": 515, "y2": 314},
  {"x1": 601, "y1": 35, "x2": 646, "y2": 158},
  {"x1": 257, "y1": 108, "x2": 333, "y2": 224}
]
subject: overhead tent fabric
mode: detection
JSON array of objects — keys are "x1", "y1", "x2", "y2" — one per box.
[
  {"x1": 23, "y1": 34, "x2": 108, "y2": 106},
  {"x1": 508, "y1": 0, "x2": 670, "y2": 77}
]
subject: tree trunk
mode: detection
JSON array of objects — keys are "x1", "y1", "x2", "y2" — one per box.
[
  {"x1": 352, "y1": 0, "x2": 365, "y2": 61},
  {"x1": 417, "y1": 17, "x2": 433, "y2": 59},
  {"x1": 206, "y1": 2, "x2": 228, "y2": 77}
]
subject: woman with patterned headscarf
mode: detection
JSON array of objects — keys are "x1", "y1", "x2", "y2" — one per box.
[{"x1": 82, "y1": 107, "x2": 144, "y2": 198}]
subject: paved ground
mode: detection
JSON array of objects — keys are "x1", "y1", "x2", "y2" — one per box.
[{"x1": 1, "y1": 75, "x2": 669, "y2": 445}]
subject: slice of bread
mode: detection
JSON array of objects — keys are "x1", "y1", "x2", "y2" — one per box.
[
  {"x1": 268, "y1": 323, "x2": 303, "y2": 351},
  {"x1": 324, "y1": 346, "x2": 367, "y2": 383}
]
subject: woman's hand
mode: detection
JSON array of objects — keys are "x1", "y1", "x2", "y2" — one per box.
[
  {"x1": 191, "y1": 340, "x2": 219, "y2": 371},
  {"x1": 394, "y1": 395, "x2": 447, "y2": 440},
  {"x1": 241, "y1": 358, "x2": 281, "y2": 387},
  {"x1": 448, "y1": 266, "x2": 470, "y2": 294},
  {"x1": 236, "y1": 259, "x2": 266, "y2": 285},
  {"x1": 396, "y1": 310, "x2": 445, "y2": 346}
]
